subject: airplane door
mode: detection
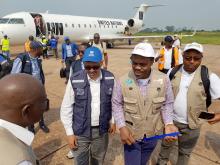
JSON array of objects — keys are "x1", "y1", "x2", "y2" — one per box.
[{"x1": 30, "y1": 13, "x2": 47, "y2": 37}]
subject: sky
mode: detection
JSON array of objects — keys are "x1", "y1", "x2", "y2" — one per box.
[{"x1": 0, "y1": 0, "x2": 220, "y2": 30}]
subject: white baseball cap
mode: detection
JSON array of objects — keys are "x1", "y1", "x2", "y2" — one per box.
[
  {"x1": 132, "y1": 43, "x2": 155, "y2": 58},
  {"x1": 184, "y1": 42, "x2": 203, "y2": 53}
]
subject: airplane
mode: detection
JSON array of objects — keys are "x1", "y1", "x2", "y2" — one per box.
[{"x1": 0, "y1": 4, "x2": 195, "y2": 47}]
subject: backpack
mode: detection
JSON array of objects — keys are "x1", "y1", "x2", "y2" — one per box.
[
  {"x1": 169, "y1": 64, "x2": 211, "y2": 108},
  {"x1": 0, "y1": 54, "x2": 13, "y2": 79}
]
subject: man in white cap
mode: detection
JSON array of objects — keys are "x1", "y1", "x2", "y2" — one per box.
[
  {"x1": 112, "y1": 42, "x2": 178, "y2": 165},
  {"x1": 157, "y1": 42, "x2": 220, "y2": 165}
]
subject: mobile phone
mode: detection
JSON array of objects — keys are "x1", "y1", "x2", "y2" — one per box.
[{"x1": 199, "y1": 112, "x2": 215, "y2": 120}]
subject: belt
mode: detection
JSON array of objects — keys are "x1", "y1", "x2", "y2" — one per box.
[{"x1": 91, "y1": 126, "x2": 99, "y2": 129}]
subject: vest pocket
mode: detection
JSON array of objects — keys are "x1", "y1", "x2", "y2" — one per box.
[
  {"x1": 124, "y1": 97, "x2": 138, "y2": 114},
  {"x1": 152, "y1": 97, "x2": 165, "y2": 114}
]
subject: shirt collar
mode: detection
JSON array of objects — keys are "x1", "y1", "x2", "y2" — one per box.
[
  {"x1": 0, "y1": 119, "x2": 34, "y2": 146},
  {"x1": 28, "y1": 53, "x2": 38, "y2": 60}
]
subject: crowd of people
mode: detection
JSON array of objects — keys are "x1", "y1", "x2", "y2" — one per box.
[{"x1": 0, "y1": 33, "x2": 220, "y2": 165}]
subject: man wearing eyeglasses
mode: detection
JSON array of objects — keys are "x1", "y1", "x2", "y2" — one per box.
[
  {"x1": 157, "y1": 42, "x2": 220, "y2": 165},
  {"x1": 60, "y1": 46, "x2": 116, "y2": 165},
  {"x1": 112, "y1": 43, "x2": 178, "y2": 165}
]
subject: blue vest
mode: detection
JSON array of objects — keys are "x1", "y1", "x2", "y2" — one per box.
[
  {"x1": 70, "y1": 69, "x2": 114, "y2": 137},
  {"x1": 17, "y1": 53, "x2": 45, "y2": 84}
]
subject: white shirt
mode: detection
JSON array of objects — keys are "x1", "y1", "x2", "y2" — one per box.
[
  {"x1": 0, "y1": 119, "x2": 34, "y2": 165},
  {"x1": 60, "y1": 73, "x2": 114, "y2": 136},
  {"x1": 157, "y1": 47, "x2": 173, "y2": 69},
  {"x1": 167, "y1": 67, "x2": 220, "y2": 124},
  {"x1": 66, "y1": 45, "x2": 73, "y2": 57}
]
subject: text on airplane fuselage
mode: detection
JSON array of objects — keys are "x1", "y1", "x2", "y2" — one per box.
[{"x1": 97, "y1": 20, "x2": 123, "y2": 26}]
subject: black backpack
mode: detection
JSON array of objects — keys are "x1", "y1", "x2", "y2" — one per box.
[
  {"x1": 0, "y1": 54, "x2": 13, "y2": 79},
  {"x1": 169, "y1": 64, "x2": 211, "y2": 108}
]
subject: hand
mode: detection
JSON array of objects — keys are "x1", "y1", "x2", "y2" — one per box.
[
  {"x1": 108, "y1": 123, "x2": 116, "y2": 135},
  {"x1": 119, "y1": 126, "x2": 135, "y2": 145},
  {"x1": 67, "y1": 135, "x2": 78, "y2": 149},
  {"x1": 208, "y1": 113, "x2": 220, "y2": 124},
  {"x1": 164, "y1": 124, "x2": 178, "y2": 143}
]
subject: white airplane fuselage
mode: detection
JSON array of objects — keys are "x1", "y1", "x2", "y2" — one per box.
[{"x1": 0, "y1": 11, "x2": 143, "y2": 45}]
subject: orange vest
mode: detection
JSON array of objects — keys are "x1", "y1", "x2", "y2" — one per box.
[{"x1": 158, "y1": 47, "x2": 179, "y2": 70}]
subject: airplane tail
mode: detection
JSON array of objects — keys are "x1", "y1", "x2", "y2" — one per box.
[{"x1": 134, "y1": 4, "x2": 165, "y2": 21}]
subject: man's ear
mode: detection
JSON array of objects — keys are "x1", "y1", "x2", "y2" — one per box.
[{"x1": 21, "y1": 105, "x2": 31, "y2": 118}]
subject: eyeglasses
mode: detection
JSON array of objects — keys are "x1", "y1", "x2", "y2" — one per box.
[{"x1": 84, "y1": 65, "x2": 100, "y2": 70}]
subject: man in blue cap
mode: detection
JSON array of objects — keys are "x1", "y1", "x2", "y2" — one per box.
[
  {"x1": 11, "y1": 41, "x2": 50, "y2": 134},
  {"x1": 60, "y1": 46, "x2": 116, "y2": 165},
  {"x1": 61, "y1": 36, "x2": 78, "y2": 83}
]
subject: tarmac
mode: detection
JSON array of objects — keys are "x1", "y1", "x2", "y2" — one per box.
[{"x1": 10, "y1": 43, "x2": 220, "y2": 165}]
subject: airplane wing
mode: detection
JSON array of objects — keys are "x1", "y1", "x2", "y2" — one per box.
[{"x1": 89, "y1": 31, "x2": 196, "y2": 41}]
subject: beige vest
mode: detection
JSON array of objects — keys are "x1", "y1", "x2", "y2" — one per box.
[
  {"x1": 120, "y1": 70, "x2": 166, "y2": 139},
  {"x1": 171, "y1": 66, "x2": 208, "y2": 129},
  {"x1": 0, "y1": 127, "x2": 38, "y2": 165}
]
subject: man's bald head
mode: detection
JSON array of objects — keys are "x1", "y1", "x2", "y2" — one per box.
[{"x1": 0, "y1": 74, "x2": 47, "y2": 127}]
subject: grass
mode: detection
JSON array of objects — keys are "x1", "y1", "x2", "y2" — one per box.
[{"x1": 136, "y1": 32, "x2": 220, "y2": 45}]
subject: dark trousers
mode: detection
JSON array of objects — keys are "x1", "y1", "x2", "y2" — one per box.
[
  {"x1": 124, "y1": 140, "x2": 158, "y2": 165},
  {"x1": 28, "y1": 115, "x2": 45, "y2": 132},
  {"x1": 73, "y1": 128, "x2": 109, "y2": 165},
  {"x1": 157, "y1": 121, "x2": 200, "y2": 165},
  {"x1": 65, "y1": 56, "x2": 76, "y2": 80},
  {"x1": 42, "y1": 49, "x2": 48, "y2": 59},
  {"x1": 159, "y1": 69, "x2": 169, "y2": 74}
]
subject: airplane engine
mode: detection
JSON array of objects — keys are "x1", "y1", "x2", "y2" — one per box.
[{"x1": 127, "y1": 19, "x2": 143, "y2": 33}]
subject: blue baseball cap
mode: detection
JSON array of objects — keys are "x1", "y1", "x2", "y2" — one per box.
[
  {"x1": 30, "y1": 41, "x2": 43, "y2": 49},
  {"x1": 82, "y1": 47, "x2": 103, "y2": 63}
]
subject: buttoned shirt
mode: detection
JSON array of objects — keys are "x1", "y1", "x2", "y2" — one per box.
[
  {"x1": 112, "y1": 74, "x2": 174, "y2": 129},
  {"x1": 0, "y1": 119, "x2": 34, "y2": 165}
]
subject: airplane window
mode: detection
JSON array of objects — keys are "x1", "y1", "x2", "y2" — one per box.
[
  {"x1": 78, "y1": 24, "x2": 81, "y2": 28},
  {"x1": 84, "y1": 24, "x2": 86, "y2": 28},
  {"x1": 8, "y1": 18, "x2": 24, "y2": 24},
  {"x1": 108, "y1": 25, "x2": 109, "y2": 28},
  {"x1": 89, "y1": 24, "x2": 92, "y2": 28},
  {"x1": 94, "y1": 24, "x2": 96, "y2": 28},
  {"x1": 65, "y1": 23, "x2": 68, "y2": 27},
  {"x1": 99, "y1": 25, "x2": 101, "y2": 28},
  {"x1": 72, "y1": 24, "x2": 74, "y2": 28},
  {"x1": 116, "y1": 26, "x2": 117, "y2": 28},
  {"x1": 104, "y1": 25, "x2": 105, "y2": 28},
  {"x1": 0, "y1": 18, "x2": 9, "y2": 24}
]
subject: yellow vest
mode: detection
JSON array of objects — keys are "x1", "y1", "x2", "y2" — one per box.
[
  {"x1": 1, "y1": 39, "x2": 10, "y2": 51},
  {"x1": 120, "y1": 70, "x2": 166, "y2": 139},
  {"x1": 42, "y1": 38, "x2": 48, "y2": 50},
  {"x1": 171, "y1": 66, "x2": 209, "y2": 129},
  {"x1": 158, "y1": 47, "x2": 179, "y2": 70}
]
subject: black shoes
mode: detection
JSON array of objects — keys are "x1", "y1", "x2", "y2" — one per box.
[{"x1": 40, "y1": 125, "x2": 50, "y2": 133}]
